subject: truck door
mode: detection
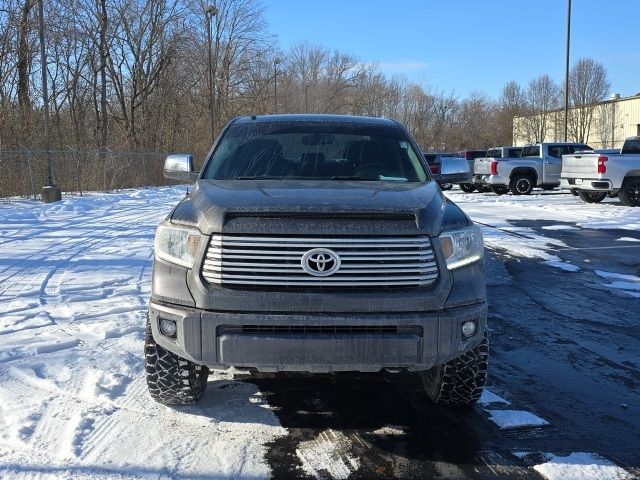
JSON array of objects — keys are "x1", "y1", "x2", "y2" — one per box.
[{"x1": 543, "y1": 145, "x2": 564, "y2": 184}]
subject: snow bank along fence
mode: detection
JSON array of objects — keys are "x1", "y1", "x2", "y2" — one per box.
[{"x1": 0, "y1": 149, "x2": 173, "y2": 199}]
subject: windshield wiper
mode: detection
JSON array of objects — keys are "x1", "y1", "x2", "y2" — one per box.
[
  {"x1": 330, "y1": 175, "x2": 373, "y2": 181},
  {"x1": 236, "y1": 175, "x2": 283, "y2": 180}
]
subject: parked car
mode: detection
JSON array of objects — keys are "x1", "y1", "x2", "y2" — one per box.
[
  {"x1": 560, "y1": 136, "x2": 640, "y2": 206},
  {"x1": 474, "y1": 142, "x2": 592, "y2": 195},
  {"x1": 472, "y1": 147, "x2": 523, "y2": 194},
  {"x1": 423, "y1": 152, "x2": 473, "y2": 190},
  {"x1": 147, "y1": 114, "x2": 488, "y2": 408},
  {"x1": 457, "y1": 150, "x2": 488, "y2": 193}
]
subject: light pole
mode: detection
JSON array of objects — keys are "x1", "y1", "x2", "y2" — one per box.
[
  {"x1": 273, "y1": 58, "x2": 281, "y2": 114},
  {"x1": 563, "y1": 0, "x2": 571, "y2": 142},
  {"x1": 206, "y1": 5, "x2": 218, "y2": 144},
  {"x1": 37, "y1": 0, "x2": 60, "y2": 202}
]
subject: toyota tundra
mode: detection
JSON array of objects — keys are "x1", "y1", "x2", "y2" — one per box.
[{"x1": 145, "y1": 114, "x2": 488, "y2": 408}]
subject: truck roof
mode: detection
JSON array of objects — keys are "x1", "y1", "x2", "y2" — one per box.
[{"x1": 234, "y1": 114, "x2": 400, "y2": 127}]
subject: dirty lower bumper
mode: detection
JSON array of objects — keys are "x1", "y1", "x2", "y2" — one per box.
[{"x1": 148, "y1": 300, "x2": 488, "y2": 373}]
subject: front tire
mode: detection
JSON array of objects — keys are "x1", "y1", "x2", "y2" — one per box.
[
  {"x1": 145, "y1": 317, "x2": 209, "y2": 405},
  {"x1": 419, "y1": 337, "x2": 489, "y2": 407},
  {"x1": 510, "y1": 174, "x2": 534, "y2": 195},
  {"x1": 459, "y1": 184, "x2": 476, "y2": 193},
  {"x1": 618, "y1": 177, "x2": 640, "y2": 207},
  {"x1": 578, "y1": 190, "x2": 607, "y2": 203},
  {"x1": 490, "y1": 185, "x2": 509, "y2": 195},
  {"x1": 440, "y1": 182, "x2": 453, "y2": 191}
]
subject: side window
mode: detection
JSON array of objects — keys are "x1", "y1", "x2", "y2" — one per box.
[{"x1": 547, "y1": 146, "x2": 560, "y2": 158}]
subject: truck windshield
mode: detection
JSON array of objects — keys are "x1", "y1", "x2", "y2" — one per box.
[
  {"x1": 521, "y1": 146, "x2": 540, "y2": 157},
  {"x1": 203, "y1": 121, "x2": 428, "y2": 182}
]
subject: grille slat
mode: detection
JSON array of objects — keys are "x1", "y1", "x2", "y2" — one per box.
[{"x1": 202, "y1": 234, "x2": 439, "y2": 288}]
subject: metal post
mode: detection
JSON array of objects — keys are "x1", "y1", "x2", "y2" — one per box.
[
  {"x1": 274, "y1": 58, "x2": 281, "y2": 114},
  {"x1": 37, "y1": 0, "x2": 60, "y2": 202},
  {"x1": 563, "y1": 0, "x2": 571, "y2": 142},
  {"x1": 206, "y1": 6, "x2": 218, "y2": 144}
]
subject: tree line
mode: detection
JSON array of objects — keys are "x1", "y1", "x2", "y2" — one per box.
[{"x1": 0, "y1": 0, "x2": 613, "y2": 171}]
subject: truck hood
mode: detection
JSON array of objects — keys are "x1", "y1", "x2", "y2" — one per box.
[{"x1": 169, "y1": 179, "x2": 464, "y2": 236}]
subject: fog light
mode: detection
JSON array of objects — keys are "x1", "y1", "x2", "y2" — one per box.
[
  {"x1": 462, "y1": 321, "x2": 477, "y2": 338},
  {"x1": 159, "y1": 319, "x2": 177, "y2": 337}
]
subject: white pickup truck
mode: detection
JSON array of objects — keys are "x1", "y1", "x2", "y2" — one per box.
[
  {"x1": 561, "y1": 137, "x2": 640, "y2": 206},
  {"x1": 474, "y1": 142, "x2": 592, "y2": 195}
]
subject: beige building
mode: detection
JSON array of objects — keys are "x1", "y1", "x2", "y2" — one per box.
[{"x1": 513, "y1": 94, "x2": 640, "y2": 149}]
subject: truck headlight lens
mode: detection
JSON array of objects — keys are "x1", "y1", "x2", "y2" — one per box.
[
  {"x1": 154, "y1": 225, "x2": 202, "y2": 268},
  {"x1": 439, "y1": 225, "x2": 484, "y2": 270}
]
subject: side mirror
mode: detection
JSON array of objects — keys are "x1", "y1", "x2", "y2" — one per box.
[{"x1": 163, "y1": 154, "x2": 198, "y2": 181}]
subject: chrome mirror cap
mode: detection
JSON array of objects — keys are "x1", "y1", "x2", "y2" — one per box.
[{"x1": 164, "y1": 154, "x2": 197, "y2": 181}]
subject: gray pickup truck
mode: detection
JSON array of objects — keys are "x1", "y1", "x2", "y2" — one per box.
[
  {"x1": 422, "y1": 153, "x2": 473, "y2": 190},
  {"x1": 146, "y1": 114, "x2": 488, "y2": 408},
  {"x1": 561, "y1": 137, "x2": 640, "y2": 206},
  {"x1": 474, "y1": 142, "x2": 592, "y2": 195}
]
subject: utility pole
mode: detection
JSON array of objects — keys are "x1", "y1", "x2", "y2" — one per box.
[
  {"x1": 563, "y1": 0, "x2": 571, "y2": 142},
  {"x1": 206, "y1": 5, "x2": 218, "y2": 144},
  {"x1": 274, "y1": 58, "x2": 281, "y2": 114},
  {"x1": 37, "y1": 0, "x2": 60, "y2": 202}
]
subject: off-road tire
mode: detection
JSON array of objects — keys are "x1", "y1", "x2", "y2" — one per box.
[
  {"x1": 618, "y1": 177, "x2": 640, "y2": 207},
  {"x1": 459, "y1": 184, "x2": 476, "y2": 193},
  {"x1": 440, "y1": 182, "x2": 453, "y2": 191},
  {"x1": 490, "y1": 185, "x2": 509, "y2": 195},
  {"x1": 420, "y1": 336, "x2": 489, "y2": 408},
  {"x1": 145, "y1": 318, "x2": 209, "y2": 405},
  {"x1": 578, "y1": 190, "x2": 607, "y2": 204},
  {"x1": 510, "y1": 174, "x2": 534, "y2": 195}
]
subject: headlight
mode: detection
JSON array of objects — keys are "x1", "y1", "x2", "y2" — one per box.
[
  {"x1": 154, "y1": 224, "x2": 202, "y2": 268},
  {"x1": 439, "y1": 225, "x2": 484, "y2": 270}
]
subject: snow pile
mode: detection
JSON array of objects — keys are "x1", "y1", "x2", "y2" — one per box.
[
  {"x1": 533, "y1": 452, "x2": 633, "y2": 480},
  {"x1": 0, "y1": 187, "x2": 286, "y2": 479},
  {"x1": 478, "y1": 389, "x2": 510, "y2": 406},
  {"x1": 296, "y1": 429, "x2": 361, "y2": 480},
  {"x1": 595, "y1": 270, "x2": 640, "y2": 298},
  {"x1": 486, "y1": 410, "x2": 549, "y2": 430}
]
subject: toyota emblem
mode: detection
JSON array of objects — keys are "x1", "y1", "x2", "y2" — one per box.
[{"x1": 301, "y1": 248, "x2": 341, "y2": 277}]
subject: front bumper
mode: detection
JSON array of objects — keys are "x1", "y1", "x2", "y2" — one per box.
[
  {"x1": 560, "y1": 178, "x2": 613, "y2": 192},
  {"x1": 148, "y1": 300, "x2": 487, "y2": 373}
]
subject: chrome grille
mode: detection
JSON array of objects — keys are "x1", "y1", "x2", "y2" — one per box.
[{"x1": 201, "y1": 234, "x2": 439, "y2": 287}]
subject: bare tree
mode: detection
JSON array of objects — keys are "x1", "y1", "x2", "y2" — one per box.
[
  {"x1": 567, "y1": 57, "x2": 610, "y2": 143},
  {"x1": 522, "y1": 75, "x2": 561, "y2": 143},
  {"x1": 497, "y1": 80, "x2": 528, "y2": 145}
]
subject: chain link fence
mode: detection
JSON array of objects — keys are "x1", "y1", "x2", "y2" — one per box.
[{"x1": 0, "y1": 149, "x2": 173, "y2": 199}]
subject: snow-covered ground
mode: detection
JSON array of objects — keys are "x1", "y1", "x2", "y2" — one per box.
[
  {"x1": 1, "y1": 186, "x2": 638, "y2": 479},
  {"x1": 0, "y1": 188, "x2": 286, "y2": 479}
]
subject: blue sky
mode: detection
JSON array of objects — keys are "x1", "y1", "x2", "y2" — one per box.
[{"x1": 263, "y1": 0, "x2": 639, "y2": 99}]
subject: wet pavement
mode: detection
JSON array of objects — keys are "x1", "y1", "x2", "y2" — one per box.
[{"x1": 241, "y1": 220, "x2": 640, "y2": 479}]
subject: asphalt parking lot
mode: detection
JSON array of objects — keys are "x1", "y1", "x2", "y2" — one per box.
[{"x1": 246, "y1": 245, "x2": 640, "y2": 479}]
